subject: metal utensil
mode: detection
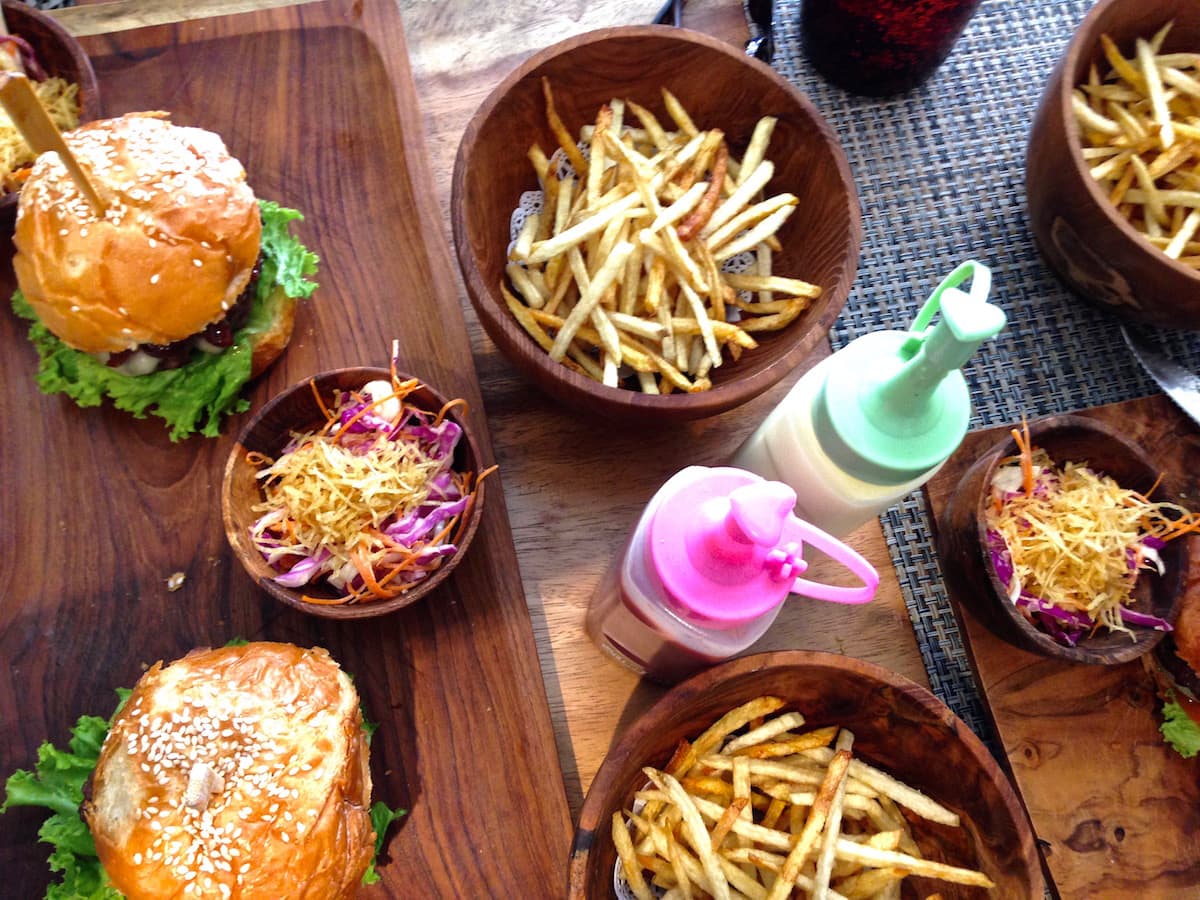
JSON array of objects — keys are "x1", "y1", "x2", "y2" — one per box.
[
  {"x1": 650, "y1": 0, "x2": 775, "y2": 64},
  {"x1": 1122, "y1": 324, "x2": 1200, "y2": 427}
]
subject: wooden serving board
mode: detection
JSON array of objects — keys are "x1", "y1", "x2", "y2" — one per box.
[
  {"x1": 925, "y1": 394, "x2": 1200, "y2": 899},
  {"x1": 0, "y1": 1, "x2": 572, "y2": 896}
]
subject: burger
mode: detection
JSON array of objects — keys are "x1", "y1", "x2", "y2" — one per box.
[
  {"x1": 2, "y1": 641, "x2": 403, "y2": 898},
  {"x1": 9, "y1": 112, "x2": 318, "y2": 440},
  {"x1": 83, "y1": 642, "x2": 378, "y2": 898},
  {"x1": 1152, "y1": 583, "x2": 1200, "y2": 759}
]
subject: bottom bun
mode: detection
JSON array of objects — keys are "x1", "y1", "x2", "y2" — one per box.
[
  {"x1": 84, "y1": 642, "x2": 374, "y2": 900},
  {"x1": 250, "y1": 285, "x2": 297, "y2": 379}
]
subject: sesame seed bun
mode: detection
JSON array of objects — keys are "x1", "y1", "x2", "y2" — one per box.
[
  {"x1": 12, "y1": 113, "x2": 262, "y2": 354},
  {"x1": 83, "y1": 642, "x2": 375, "y2": 899}
]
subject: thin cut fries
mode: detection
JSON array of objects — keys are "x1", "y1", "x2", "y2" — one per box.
[
  {"x1": 504, "y1": 82, "x2": 822, "y2": 393},
  {"x1": 612, "y1": 698, "x2": 995, "y2": 899},
  {"x1": 1075, "y1": 22, "x2": 1200, "y2": 268}
]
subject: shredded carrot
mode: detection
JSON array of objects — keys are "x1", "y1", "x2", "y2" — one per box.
[
  {"x1": 433, "y1": 397, "x2": 469, "y2": 427},
  {"x1": 1010, "y1": 417, "x2": 1035, "y2": 496},
  {"x1": 310, "y1": 378, "x2": 333, "y2": 423},
  {"x1": 349, "y1": 547, "x2": 387, "y2": 597},
  {"x1": 301, "y1": 593, "x2": 354, "y2": 606}
]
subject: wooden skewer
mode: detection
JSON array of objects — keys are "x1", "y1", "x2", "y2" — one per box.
[{"x1": 0, "y1": 71, "x2": 104, "y2": 214}]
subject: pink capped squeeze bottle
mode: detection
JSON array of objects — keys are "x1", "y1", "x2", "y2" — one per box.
[{"x1": 585, "y1": 466, "x2": 879, "y2": 683}]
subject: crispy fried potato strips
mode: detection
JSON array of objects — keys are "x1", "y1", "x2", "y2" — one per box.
[
  {"x1": 503, "y1": 83, "x2": 822, "y2": 393},
  {"x1": 1075, "y1": 22, "x2": 1200, "y2": 267},
  {"x1": 611, "y1": 698, "x2": 995, "y2": 899}
]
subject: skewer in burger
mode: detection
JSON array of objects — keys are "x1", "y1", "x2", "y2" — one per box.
[
  {"x1": 9, "y1": 112, "x2": 318, "y2": 440},
  {"x1": 84, "y1": 642, "x2": 380, "y2": 898}
]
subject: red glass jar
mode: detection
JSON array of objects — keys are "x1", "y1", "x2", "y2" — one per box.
[{"x1": 801, "y1": 0, "x2": 984, "y2": 97}]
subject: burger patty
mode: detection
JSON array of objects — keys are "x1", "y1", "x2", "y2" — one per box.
[
  {"x1": 105, "y1": 255, "x2": 263, "y2": 371},
  {"x1": 1157, "y1": 636, "x2": 1200, "y2": 699}
]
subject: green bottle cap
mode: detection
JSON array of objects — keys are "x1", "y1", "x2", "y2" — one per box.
[{"x1": 814, "y1": 260, "x2": 1006, "y2": 485}]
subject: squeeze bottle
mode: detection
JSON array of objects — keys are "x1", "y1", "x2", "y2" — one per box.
[
  {"x1": 732, "y1": 260, "x2": 1005, "y2": 538},
  {"x1": 586, "y1": 466, "x2": 879, "y2": 683}
]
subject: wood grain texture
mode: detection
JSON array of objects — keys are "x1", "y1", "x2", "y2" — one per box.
[
  {"x1": 452, "y1": 25, "x2": 862, "y2": 422},
  {"x1": 926, "y1": 395, "x2": 1200, "y2": 898},
  {"x1": 0, "y1": 1, "x2": 571, "y2": 896},
  {"x1": 1025, "y1": 0, "x2": 1200, "y2": 329},
  {"x1": 569, "y1": 651, "x2": 1043, "y2": 899}
]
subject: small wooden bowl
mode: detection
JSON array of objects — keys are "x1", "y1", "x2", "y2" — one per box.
[
  {"x1": 1025, "y1": 0, "x2": 1200, "y2": 329},
  {"x1": 937, "y1": 415, "x2": 1187, "y2": 664},
  {"x1": 0, "y1": 0, "x2": 102, "y2": 228},
  {"x1": 221, "y1": 367, "x2": 486, "y2": 619},
  {"x1": 452, "y1": 26, "x2": 861, "y2": 423},
  {"x1": 568, "y1": 651, "x2": 1043, "y2": 898}
]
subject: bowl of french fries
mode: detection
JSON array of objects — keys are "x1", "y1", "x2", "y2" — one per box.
[
  {"x1": 568, "y1": 651, "x2": 1042, "y2": 898},
  {"x1": 452, "y1": 27, "x2": 861, "y2": 422},
  {"x1": 1026, "y1": 0, "x2": 1200, "y2": 329}
]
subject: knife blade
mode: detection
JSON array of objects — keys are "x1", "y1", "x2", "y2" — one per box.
[{"x1": 1121, "y1": 324, "x2": 1200, "y2": 427}]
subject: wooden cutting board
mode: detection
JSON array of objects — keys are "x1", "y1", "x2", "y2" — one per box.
[
  {"x1": 0, "y1": 1, "x2": 572, "y2": 896},
  {"x1": 925, "y1": 394, "x2": 1200, "y2": 899}
]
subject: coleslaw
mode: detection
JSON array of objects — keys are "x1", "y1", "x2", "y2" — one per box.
[
  {"x1": 247, "y1": 370, "x2": 494, "y2": 605},
  {"x1": 985, "y1": 421, "x2": 1197, "y2": 646}
]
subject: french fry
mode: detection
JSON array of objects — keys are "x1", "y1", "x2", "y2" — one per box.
[
  {"x1": 764, "y1": 746, "x2": 852, "y2": 900},
  {"x1": 739, "y1": 115, "x2": 777, "y2": 184},
  {"x1": 724, "y1": 272, "x2": 822, "y2": 299},
  {"x1": 703, "y1": 159, "x2": 775, "y2": 237},
  {"x1": 731, "y1": 725, "x2": 838, "y2": 758},
  {"x1": 813, "y1": 730, "x2": 855, "y2": 900},
  {"x1": 663, "y1": 87, "x2": 698, "y2": 137},
  {"x1": 706, "y1": 192, "x2": 799, "y2": 253},
  {"x1": 646, "y1": 769, "x2": 732, "y2": 900},
  {"x1": 834, "y1": 840, "x2": 995, "y2": 889},
  {"x1": 713, "y1": 204, "x2": 796, "y2": 262},
  {"x1": 677, "y1": 142, "x2": 728, "y2": 240},
  {"x1": 613, "y1": 812, "x2": 654, "y2": 900},
  {"x1": 541, "y1": 77, "x2": 588, "y2": 176}
]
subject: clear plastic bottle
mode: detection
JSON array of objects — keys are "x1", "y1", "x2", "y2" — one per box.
[
  {"x1": 586, "y1": 466, "x2": 879, "y2": 683},
  {"x1": 733, "y1": 261, "x2": 1005, "y2": 538}
]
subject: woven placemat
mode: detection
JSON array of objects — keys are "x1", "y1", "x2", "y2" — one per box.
[{"x1": 759, "y1": 0, "x2": 1200, "y2": 746}]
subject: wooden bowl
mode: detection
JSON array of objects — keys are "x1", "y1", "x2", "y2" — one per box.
[
  {"x1": 1025, "y1": 0, "x2": 1200, "y2": 329},
  {"x1": 452, "y1": 26, "x2": 861, "y2": 423},
  {"x1": 0, "y1": 0, "x2": 102, "y2": 228},
  {"x1": 221, "y1": 367, "x2": 486, "y2": 619},
  {"x1": 568, "y1": 651, "x2": 1043, "y2": 898},
  {"x1": 937, "y1": 415, "x2": 1187, "y2": 664}
]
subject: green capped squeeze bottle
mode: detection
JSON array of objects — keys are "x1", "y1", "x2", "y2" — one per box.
[{"x1": 732, "y1": 260, "x2": 1006, "y2": 537}]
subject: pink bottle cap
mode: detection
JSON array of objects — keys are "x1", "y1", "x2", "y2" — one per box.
[{"x1": 648, "y1": 467, "x2": 879, "y2": 626}]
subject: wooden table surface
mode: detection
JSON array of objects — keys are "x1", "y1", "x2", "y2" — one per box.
[{"x1": 52, "y1": 0, "x2": 930, "y2": 824}]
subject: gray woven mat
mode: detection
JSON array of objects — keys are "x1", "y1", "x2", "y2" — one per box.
[{"x1": 762, "y1": 0, "x2": 1200, "y2": 746}]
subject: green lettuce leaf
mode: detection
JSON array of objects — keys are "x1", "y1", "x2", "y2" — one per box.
[
  {"x1": 9, "y1": 200, "x2": 318, "y2": 441},
  {"x1": 1161, "y1": 697, "x2": 1200, "y2": 759},
  {"x1": 2, "y1": 693, "x2": 127, "y2": 899},
  {"x1": 362, "y1": 801, "x2": 407, "y2": 886}
]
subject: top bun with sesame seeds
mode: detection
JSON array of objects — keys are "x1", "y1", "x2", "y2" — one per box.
[
  {"x1": 13, "y1": 112, "x2": 264, "y2": 355},
  {"x1": 83, "y1": 642, "x2": 375, "y2": 899}
]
